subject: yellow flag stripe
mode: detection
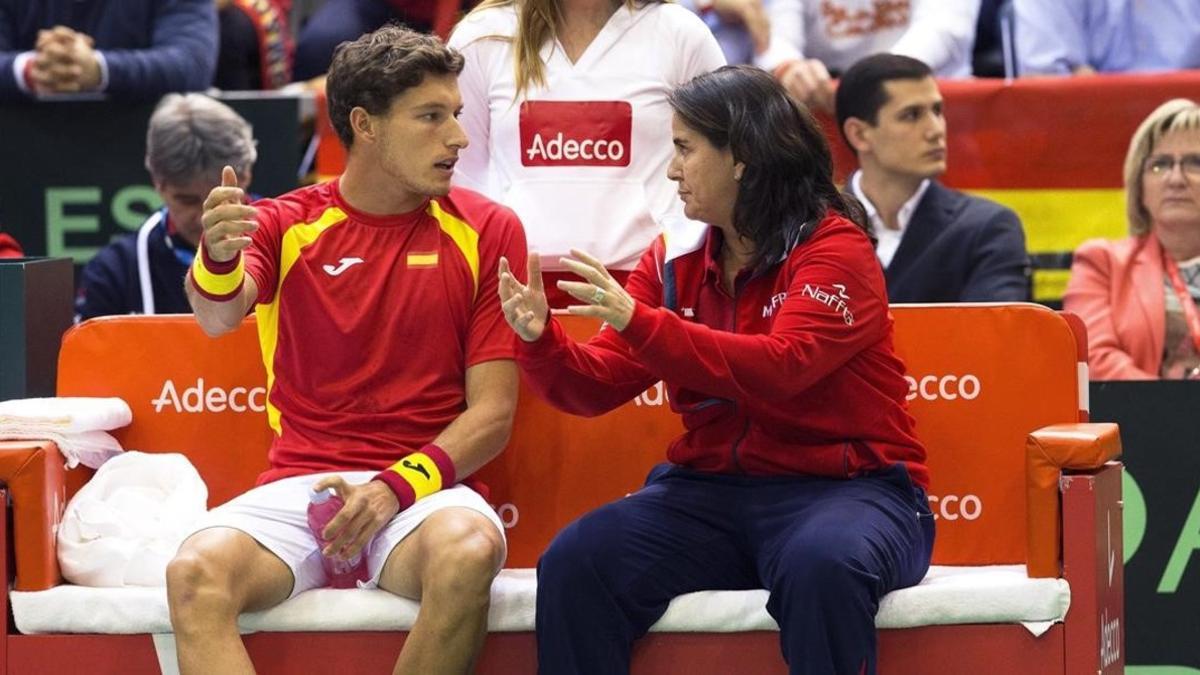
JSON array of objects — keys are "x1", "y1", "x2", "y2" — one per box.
[
  {"x1": 407, "y1": 252, "x2": 439, "y2": 266},
  {"x1": 1032, "y1": 269, "x2": 1073, "y2": 304},
  {"x1": 966, "y1": 188, "x2": 1127, "y2": 253}
]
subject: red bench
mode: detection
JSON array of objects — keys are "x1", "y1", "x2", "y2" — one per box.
[{"x1": 0, "y1": 304, "x2": 1122, "y2": 673}]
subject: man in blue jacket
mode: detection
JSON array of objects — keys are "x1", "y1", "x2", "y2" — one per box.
[
  {"x1": 0, "y1": 0, "x2": 217, "y2": 101},
  {"x1": 75, "y1": 93, "x2": 256, "y2": 321},
  {"x1": 835, "y1": 53, "x2": 1030, "y2": 303}
]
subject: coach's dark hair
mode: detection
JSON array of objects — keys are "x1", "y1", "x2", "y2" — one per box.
[
  {"x1": 834, "y1": 53, "x2": 932, "y2": 153},
  {"x1": 669, "y1": 65, "x2": 869, "y2": 275},
  {"x1": 326, "y1": 24, "x2": 464, "y2": 148}
]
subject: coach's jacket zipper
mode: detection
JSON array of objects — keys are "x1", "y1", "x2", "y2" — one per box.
[{"x1": 728, "y1": 280, "x2": 748, "y2": 474}]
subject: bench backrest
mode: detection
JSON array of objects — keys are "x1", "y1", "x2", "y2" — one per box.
[{"x1": 57, "y1": 303, "x2": 1084, "y2": 568}]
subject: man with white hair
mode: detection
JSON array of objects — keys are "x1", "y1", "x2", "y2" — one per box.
[{"x1": 75, "y1": 93, "x2": 257, "y2": 321}]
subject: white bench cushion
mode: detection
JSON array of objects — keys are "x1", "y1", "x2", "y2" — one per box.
[{"x1": 11, "y1": 564, "x2": 1069, "y2": 637}]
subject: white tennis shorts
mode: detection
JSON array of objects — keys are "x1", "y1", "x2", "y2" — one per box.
[{"x1": 186, "y1": 471, "x2": 506, "y2": 598}]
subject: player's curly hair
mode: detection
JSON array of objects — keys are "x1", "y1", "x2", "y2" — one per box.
[{"x1": 326, "y1": 24, "x2": 464, "y2": 148}]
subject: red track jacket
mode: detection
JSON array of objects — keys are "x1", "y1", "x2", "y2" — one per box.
[{"x1": 517, "y1": 214, "x2": 928, "y2": 489}]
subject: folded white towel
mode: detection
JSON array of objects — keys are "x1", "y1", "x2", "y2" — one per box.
[
  {"x1": 0, "y1": 397, "x2": 131, "y2": 468},
  {"x1": 0, "y1": 397, "x2": 132, "y2": 432}
]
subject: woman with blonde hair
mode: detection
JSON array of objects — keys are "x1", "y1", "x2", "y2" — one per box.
[
  {"x1": 1065, "y1": 98, "x2": 1200, "y2": 380},
  {"x1": 449, "y1": 0, "x2": 725, "y2": 306}
]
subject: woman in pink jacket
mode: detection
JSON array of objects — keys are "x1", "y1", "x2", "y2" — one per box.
[{"x1": 1065, "y1": 98, "x2": 1200, "y2": 380}]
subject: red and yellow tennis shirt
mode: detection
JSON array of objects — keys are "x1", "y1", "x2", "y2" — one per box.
[{"x1": 243, "y1": 180, "x2": 527, "y2": 484}]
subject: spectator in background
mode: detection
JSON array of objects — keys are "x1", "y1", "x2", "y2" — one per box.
[
  {"x1": 1015, "y1": 0, "x2": 1200, "y2": 76},
  {"x1": 677, "y1": 0, "x2": 771, "y2": 65},
  {"x1": 0, "y1": 0, "x2": 218, "y2": 101},
  {"x1": 970, "y1": 0, "x2": 1012, "y2": 78},
  {"x1": 450, "y1": 0, "x2": 725, "y2": 307},
  {"x1": 835, "y1": 54, "x2": 1029, "y2": 303},
  {"x1": 75, "y1": 94, "x2": 256, "y2": 321},
  {"x1": 0, "y1": 232, "x2": 22, "y2": 258},
  {"x1": 292, "y1": 0, "x2": 437, "y2": 80},
  {"x1": 751, "y1": 0, "x2": 980, "y2": 111},
  {"x1": 214, "y1": 0, "x2": 294, "y2": 89},
  {"x1": 1065, "y1": 99, "x2": 1200, "y2": 380}
]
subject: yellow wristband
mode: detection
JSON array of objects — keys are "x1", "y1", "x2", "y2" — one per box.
[
  {"x1": 386, "y1": 452, "x2": 444, "y2": 500},
  {"x1": 191, "y1": 248, "x2": 245, "y2": 299}
]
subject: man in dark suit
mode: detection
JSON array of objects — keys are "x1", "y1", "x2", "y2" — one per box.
[{"x1": 834, "y1": 53, "x2": 1029, "y2": 303}]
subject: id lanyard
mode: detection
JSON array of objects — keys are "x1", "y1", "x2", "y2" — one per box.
[
  {"x1": 1163, "y1": 255, "x2": 1200, "y2": 354},
  {"x1": 136, "y1": 209, "x2": 196, "y2": 314}
]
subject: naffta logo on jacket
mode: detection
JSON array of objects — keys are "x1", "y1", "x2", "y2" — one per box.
[
  {"x1": 519, "y1": 101, "x2": 632, "y2": 167},
  {"x1": 798, "y1": 283, "x2": 855, "y2": 325}
]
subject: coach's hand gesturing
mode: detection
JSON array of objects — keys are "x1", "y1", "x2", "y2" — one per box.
[{"x1": 499, "y1": 254, "x2": 549, "y2": 342}]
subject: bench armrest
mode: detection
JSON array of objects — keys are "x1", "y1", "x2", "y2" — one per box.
[
  {"x1": 1025, "y1": 423, "x2": 1121, "y2": 577},
  {"x1": 0, "y1": 441, "x2": 67, "y2": 590}
]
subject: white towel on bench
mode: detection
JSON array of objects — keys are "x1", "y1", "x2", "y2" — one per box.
[
  {"x1": 11, "y1": 565, "x2": 1070, "y2": 638},
  {"x1": 0, "y1": 397, "x2": 131, "y2": 468}
]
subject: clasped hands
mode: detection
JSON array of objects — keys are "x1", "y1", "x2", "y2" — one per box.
[
  {"x1": 27, "y1": 26, "x2": 103, "y2": 95},
  {"x1": 498, "y1": 250, "x2": 636, "y2": 341}
]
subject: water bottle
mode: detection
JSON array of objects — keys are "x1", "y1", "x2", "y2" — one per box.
[{"x1": 306, "y1": 487, "x2": 370, "y2": 588}]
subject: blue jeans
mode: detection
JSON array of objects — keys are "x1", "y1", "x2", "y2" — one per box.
[{"x1": 536, "y1": 463, "x2": 936, "y2": 675}]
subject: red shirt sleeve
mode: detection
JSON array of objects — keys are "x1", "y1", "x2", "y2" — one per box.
[
  {"x1": 619, "y1": 224, "x2": 890, "y2": 403},
  {"x1": 244, "y1": 198, "x2": 284, "y2": 305},
  {"x1": 516, "y1": 240, "x2": 663, "y2": 416},
  {"x1": 466, "y1": 204, "x2": 528, "y2": 366}
]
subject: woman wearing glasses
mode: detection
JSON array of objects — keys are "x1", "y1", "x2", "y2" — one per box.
[{"x1": 1065, "y1": 98, "x2": 1200, "y2": 380}]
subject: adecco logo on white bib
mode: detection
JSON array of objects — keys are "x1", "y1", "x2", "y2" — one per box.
[
  {"x1": 518, "y1": 100, "x2": 633, "y2": 168},
  {"x1": 525, "y1": 134, "x2": 626, "y2": 163},
  {"x1": 152, "y1": 378, "x2": 267, "y2": 413},
  {"x1": 904, "y1": 374, "x2": 981, "y2": 402}
]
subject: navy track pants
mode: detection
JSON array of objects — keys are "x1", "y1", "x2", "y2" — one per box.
[{"x1": 535, "y1": 463, "x2": 935, "y2": 675}]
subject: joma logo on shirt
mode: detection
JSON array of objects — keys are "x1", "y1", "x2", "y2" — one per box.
[
  {"x1": 798, "y1": 283, "x2": 854, "y2": 325},
  {"x1": 519, "y1": 100, "x2": 632, "y2": 167},
  {"x1": 322, "y1": 257, "x2": 364, "y2": 276}
]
